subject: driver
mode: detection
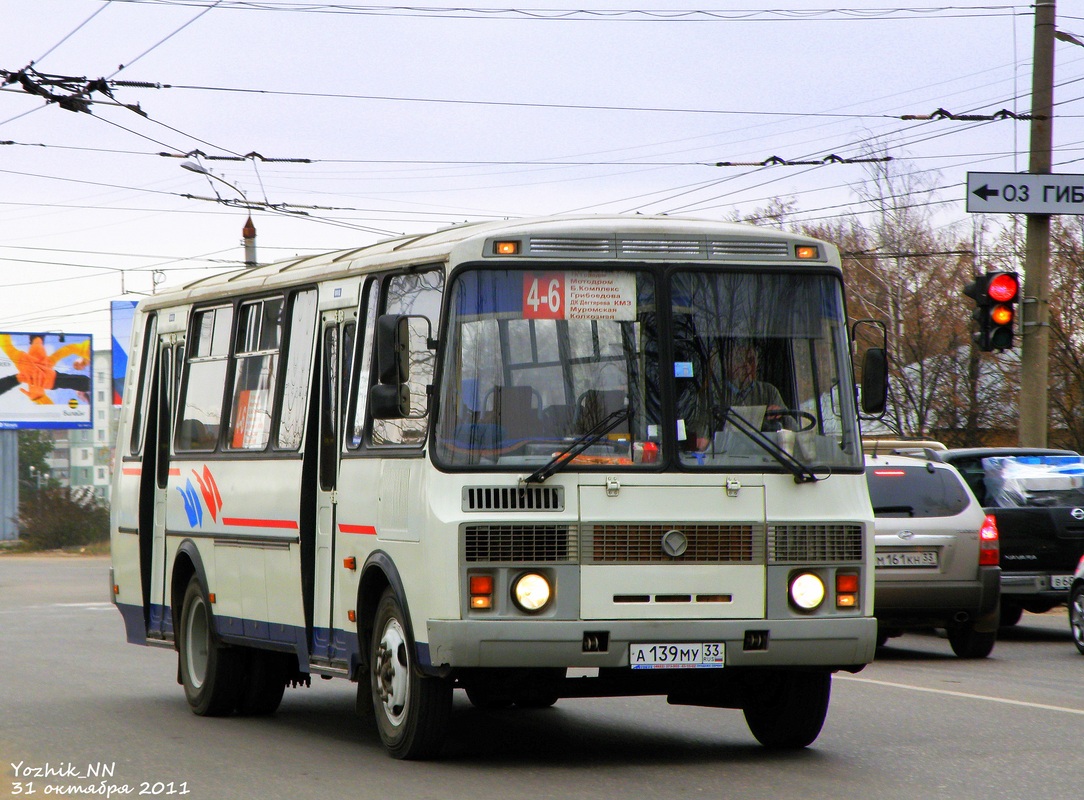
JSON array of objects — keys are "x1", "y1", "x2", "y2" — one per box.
[
  {"x1": 683, "y1": 339, "x2": 787, "y2": 450},
  {"x1": 718, "y1": 340, "x2": 785, "y2": 409}
]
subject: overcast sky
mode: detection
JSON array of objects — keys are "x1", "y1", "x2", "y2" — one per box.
[{"x1": 3, "y1": 1, "x2": 1083, "y2": 344}]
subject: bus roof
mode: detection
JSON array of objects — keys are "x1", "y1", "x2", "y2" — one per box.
[{"x1": 137, "y1": 214, "x2": 840, "y2": 311}]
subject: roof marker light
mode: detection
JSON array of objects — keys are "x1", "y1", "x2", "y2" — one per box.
[{"x1": 495, "y1": 240, "x2": 520, "y2": 255}]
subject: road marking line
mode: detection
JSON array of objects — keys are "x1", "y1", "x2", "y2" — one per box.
[{"x1": 839, "y1": 674, "x2": 1084, "y2": 716}]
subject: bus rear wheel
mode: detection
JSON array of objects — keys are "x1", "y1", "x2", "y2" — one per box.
[
  {"x1": 742, "y1": 670, "x2": 831, "y2": 749},
  {"x1": 236, "y1": 649, "x2": 290, "y2": 716},
  {"x1": 369, "y1": 588, "x2": 452, "y2": 759},
  {"x1": 177, "y1": 576, "x2": 242, "y2": 716}
]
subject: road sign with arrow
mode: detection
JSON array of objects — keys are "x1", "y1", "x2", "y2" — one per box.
[{"x1": 967, "y1": 171, "x2": 1084, "y2": 214}]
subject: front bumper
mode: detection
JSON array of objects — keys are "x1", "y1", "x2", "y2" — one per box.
[{"x1": 424, "y1": 615, "x2": 876, "y2": 670}]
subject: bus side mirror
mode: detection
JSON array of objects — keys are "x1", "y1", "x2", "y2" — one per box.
[
  {"x1": 371, "y1": 314, "x2": 411, "y2": 419},
  {"x1": 860, "y1": 347, "x2": 888, "y2": 415},
  {"x1": 370, "y1": 383, "x2": 410, "y2": 419},
  {"x1": 376, "y1": 314, "x2": 410, "y2": 385}
]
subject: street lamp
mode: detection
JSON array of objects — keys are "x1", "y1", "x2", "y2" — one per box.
[{"x1": 28, "y1": 465, "x2": 49, "y2": 489}]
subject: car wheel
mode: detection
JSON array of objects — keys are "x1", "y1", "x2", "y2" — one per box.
[
  {"x1": 743, "y1": 670, "x2": 831, "y2": 749},
  {"x1": 370, "y1": 588, "x2": 452, "y2": 759},
  {"x1": 1069, "y1": 584, "x2": 1084, "y2": 655},
  {"x1": 464, "y1": 684, "x2": 514, "y2": 709},
  {"x1": 947, "y1": 622, "x2": 996, "y2": 659},
  {"x1": 999, "y1": 602, "x2": 1023, "y2": 628},
  {"x1": 177, "y1": 576, "x2": 242, "y2": 716}
]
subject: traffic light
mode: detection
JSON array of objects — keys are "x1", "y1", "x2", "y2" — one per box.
[
  {"x1": 985, "y1": 272, "x2": 1019, "y2": 349},
  {"x1": 963, "y1": 272, "x2": 1020, "y2": 351}
]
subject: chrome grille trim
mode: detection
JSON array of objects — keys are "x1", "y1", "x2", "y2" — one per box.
[
  {"x1": 463, "y1": 524, "x2": 578, "y2": 563},
  {"x1": 583, "y1": 523, "x2": 765, "y2": 564},
  {"x1": 528, "y1": 237, "x2": 614, "y2": 256},
  {"x1": 619, "y1": 238, "x2": 705, "y2": 257},
  {"x1": 767, "y1": 523, "x2": 864, "y2": 563},
  {"x1": 708, "y1": 240, "x2": 790, "y2": 258},
  {"x1": 462, "y1": 485, "x2": 564, "y2": 512}
]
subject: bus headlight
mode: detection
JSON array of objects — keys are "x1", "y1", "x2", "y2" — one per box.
[
  {"x1": 789, "y1": 572, "x2": 825, "y2": 611},
  {"x1": 512, "y1": 573, "x2": 551, "y2": 613}
]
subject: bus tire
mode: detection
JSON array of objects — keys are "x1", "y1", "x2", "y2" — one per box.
[
  {"x1": 743, "y1": 670, "x2": 831, "y2": 750},
  {"x1": 236, "y1": 649, "x2": 289, "y2": 716},
  {"x1": 177, "y1": 576, "x2": 242, "y2": 716},
  {"x1": 370, "y1": 588, "x2": 452, "y2": 760}
]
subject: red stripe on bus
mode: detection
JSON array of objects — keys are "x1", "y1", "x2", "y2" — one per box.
[
  {"x1": 122, "y1": 468, "x2": 141, "y2": 476},
  {"x1": 339, "y1": 524, "x2": 377, "y2": 536},
  {"x1": 169, "y1": 468, "x2": 181, "y2": 476},
  {"x1": 221, "y1": 517, "x2": 300, "y2": 530}
]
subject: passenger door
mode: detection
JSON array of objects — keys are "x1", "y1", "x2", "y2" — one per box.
[
  {"x1": 143, "y1": 335, "x2": 180, "y2": 639},
  {"x1": 311, "y1": 314, "x2": 355, "y2": 663}
]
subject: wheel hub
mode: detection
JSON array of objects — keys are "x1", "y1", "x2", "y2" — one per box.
[{"x1": 374, "y1": 619, "x2": 410, "y2": 726}]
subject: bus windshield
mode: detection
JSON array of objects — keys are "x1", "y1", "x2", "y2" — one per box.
[{"x1": 433, "y1": 266, "x2": 861, "y2": 472}]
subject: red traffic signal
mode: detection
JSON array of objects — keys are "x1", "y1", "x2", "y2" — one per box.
[
  {"x1": 987, "y1": 272, "x2": 1019, "y2": 304},
  {"x1": 963, "y1": 272, "x2": 1020, "y2": 351}
]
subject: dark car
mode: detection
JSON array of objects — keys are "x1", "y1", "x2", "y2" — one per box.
[
  {"x1": 1070, "y1": 555, "x2": 1084, "y2": 654},
  {"x1": 930, "y1": 447, "x2": 1084, "y2": 626},
  {"x1": 865, "y1": 453, "x2": 1001, "y2": 658}
]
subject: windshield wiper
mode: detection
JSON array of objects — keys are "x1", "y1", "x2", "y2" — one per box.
[
  {"x1": 715, "y1": 407, "x2": 821, "y2": 484},
  {"x1": 523, "y1": 407, "x2": 631, "y2": 485}
]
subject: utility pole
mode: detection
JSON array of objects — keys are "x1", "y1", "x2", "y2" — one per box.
[{"x1": 1018, "y1": 1, "x2": 1056, "y2": 446}]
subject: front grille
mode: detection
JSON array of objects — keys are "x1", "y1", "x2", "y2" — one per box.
[
  {"x1": 768, "y1": 523, "x2": 864, "y2": 563},
  {"x1": 462, "y1": 485, "x2": 564, "y2": 512},
  {"x1": 584, "y1": 523, "x2": 764, "y2": 564},
  {"x1": 463, "y1": 524, "x2": 577, "y2": 563}
]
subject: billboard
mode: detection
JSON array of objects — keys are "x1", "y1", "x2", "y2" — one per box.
[
  {"x1": 0, "y1": 332, "x2": 93, "y2": 430},
  {"x1": 111, "y1": 300, "x2": 138, "y2": 405}
]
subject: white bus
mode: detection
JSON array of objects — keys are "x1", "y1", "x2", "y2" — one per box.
[{"x1": 110, "y1": 214, "x2": 887, "y2": 759}]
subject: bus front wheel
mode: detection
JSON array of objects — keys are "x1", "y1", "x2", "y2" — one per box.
[
  {"x1": 742, "y1": 670, "x2": 831, "y2": 749},
  {"x1": 177, "y1": 576, "x2": 242, "y2": 716},
  {"x1": 369, "y1": 588, "x2": 452, "y2": 759}
]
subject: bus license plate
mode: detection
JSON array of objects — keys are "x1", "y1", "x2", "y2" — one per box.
[{"x1": 629, "y1": 642, "x2": 725, "y2": 669}]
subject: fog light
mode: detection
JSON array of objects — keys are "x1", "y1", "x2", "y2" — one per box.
[
  {"x1": 512, "y1": 573, "x2": 551, "y2": 613},
  {"x1": 790, "y1": 573, "x2": 825, "y2": 611}
]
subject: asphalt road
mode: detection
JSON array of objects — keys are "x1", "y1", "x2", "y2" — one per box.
[{"x1": 2, "y1": 555, "x2": 1082, "y2": 800}]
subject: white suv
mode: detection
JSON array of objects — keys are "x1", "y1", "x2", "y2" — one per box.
[{"x1": 865, "y1": 452, "x2": 1002, "y2": 658}]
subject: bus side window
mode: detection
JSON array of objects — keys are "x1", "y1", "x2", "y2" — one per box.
[
  {"x1": 226, "y1": 296, "x2": 284, "y2": 451},
  {"x1": 276, "y1": 289, "x2": 318, "y2": 450},
  {"x1": 128, "y1": 313, "x2": 158, "y2": 456},
  {"x1": 347, "y1": 280, "x2": 379, "y2": 450},
  {"x1": 177, "y1": 305, "x2": 234, "y2": 453},
  {"x1": 370, "y1": 270, "x2": 444, "y2": 447}
]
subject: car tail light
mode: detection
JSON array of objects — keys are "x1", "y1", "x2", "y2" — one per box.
[{"x1": 979, "y1": 514, "x2": 999, "y2": 566}]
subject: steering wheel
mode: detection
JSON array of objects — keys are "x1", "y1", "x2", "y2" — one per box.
[{"x1": 764, "y1": 408, "x2": 817, "y2": 432}]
